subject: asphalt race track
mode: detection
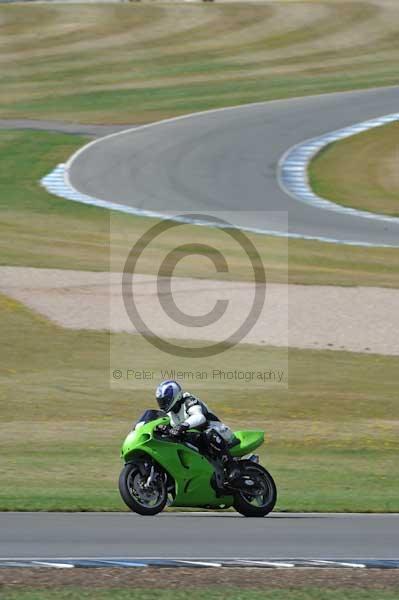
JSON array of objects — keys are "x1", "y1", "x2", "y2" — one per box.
[
  {"x1": 1, "y1": 513, "x2": 398, "y2": 560},
  {"x1": 69, "y1": 86, "x2": 399, "y2": 247}
]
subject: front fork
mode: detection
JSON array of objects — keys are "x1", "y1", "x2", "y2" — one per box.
[
  {"x1": 133, "y1": 458, "x2": 174, "y2": 499},
  {"x1": 144, "y1": 465, "x2": 156, "y2": 489}
]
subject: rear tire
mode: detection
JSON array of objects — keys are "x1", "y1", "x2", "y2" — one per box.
[
  {"x1": 119, "y1": 461, "x2": 168, "y2": 516},
  {"x1": 233, "y1": 462, "x2": 277, "y2": 517}
]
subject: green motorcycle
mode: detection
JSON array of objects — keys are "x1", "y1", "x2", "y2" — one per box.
[{"x1": 119, "y1": 409, "x2": 277, "y2": 517}]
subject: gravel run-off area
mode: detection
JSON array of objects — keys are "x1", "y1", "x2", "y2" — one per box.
[
  {"x1": 0, "y1": 267, "x2": 398, "y2": 355},
  {"x1": 1, "y1": 567, "x2": 399, "y2": 591}
]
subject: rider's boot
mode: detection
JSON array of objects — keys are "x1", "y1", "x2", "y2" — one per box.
[{"x1": 222, "y1": 455, "x2": 241, "y2": 485}]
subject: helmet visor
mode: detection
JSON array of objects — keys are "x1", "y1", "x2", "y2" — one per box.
[
  {"x1": 156, "y1": 384, "x2": 174, "y2": 412},
  {"x1": 157, "y1": 395, "x2": 172, "y2": 412}
]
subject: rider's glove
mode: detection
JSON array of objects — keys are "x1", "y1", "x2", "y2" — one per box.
[
  {"x1": 157, "y1": 424, "x2": 170, "y2": 435},
  {"x1": 170, "y1": 423, "x2": 189, "y2": 438}
]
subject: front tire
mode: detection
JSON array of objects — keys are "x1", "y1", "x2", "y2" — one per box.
[
  {"x1": 119, "y1": 461, "x2": 168, "y2": 516},
  {"x1": 233, "y1": 462, "x2": 277, "y2": 517}
]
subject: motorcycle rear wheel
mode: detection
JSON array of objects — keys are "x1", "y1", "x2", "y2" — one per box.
[
  {"x1": 233, "y1": 462, "x2": 277, "y2": 517},
  {"x1": 119, "y1": 462, "x2": 168, "y2": 516}
]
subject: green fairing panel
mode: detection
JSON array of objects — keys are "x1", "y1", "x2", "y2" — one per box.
[
  {"x1": 229, "y1": 431, "x2": 264, "y2": 457},
  {"x1": 121, "y1": 418, "x2": 233, "y2": 508}
]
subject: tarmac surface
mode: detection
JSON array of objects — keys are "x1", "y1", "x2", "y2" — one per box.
[{"x1": 1, "y1": 512, "x2": 398, "y2": 560}]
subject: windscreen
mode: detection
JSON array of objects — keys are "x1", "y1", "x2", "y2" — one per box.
[{"x1": 134, "y1": 409, "x2": 166, "y2": 428}]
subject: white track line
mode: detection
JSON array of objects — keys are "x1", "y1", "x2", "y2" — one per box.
[
  {"x1": 309, "y1": 560, "x2": 366, "y2": 568},
  {"x1": 32, "y1": 561, "x2": 74, "y2": 569},
  {"x1": 278, "y1": 113, "x2": 399, "y2": 225},
  {"x1": 175, "y1": 560, "x2": 223, "y2": 567},
  {"x1": 236, "y1": 559, "x2": 295, "y2": 568}
]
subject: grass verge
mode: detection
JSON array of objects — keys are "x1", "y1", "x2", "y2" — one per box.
[
  {"x1": 2, "y1": 568, "x2": 399, "y2": 597},
  {"x1": 1, "y1": 129, "x2": 399, "y2": 287},
  {"x1": 0, "y1": 293, "x2": 398, "y2": 512},
  {"x1": 309, "y1": 122, "x2": 399, "y2": 218},
  {"x1": 2, "y1": 590, "x2": 399, "y2": 600},
  {"x1": 1, "y1": 2, "x2": 399, "y2": 123}
]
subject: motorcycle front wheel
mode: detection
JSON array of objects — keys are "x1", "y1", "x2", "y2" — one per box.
[
  {"x1": 119, "y1": 461, "x2": 168, "y2": 516},
  {"x1": 233, "y1": 462, "x2": 277, "y2": 517}
]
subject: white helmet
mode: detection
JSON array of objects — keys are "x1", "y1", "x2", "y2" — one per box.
[{"x1": 155, "y1": 380, "x2": 183, "y2": 412}]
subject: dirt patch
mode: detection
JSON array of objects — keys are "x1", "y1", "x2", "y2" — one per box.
[
  {"x1": 1, "y1": 567, "x2": 399, "y2": 590},
  {"x1": 1, "y1": 266, "x2": 398, "y2": 355},
  {"x1": 0, "y1": 119, "x2": 134, "y2": 137}
]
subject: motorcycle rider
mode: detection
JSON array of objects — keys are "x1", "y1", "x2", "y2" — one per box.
[{"x1": 155, "y1": 380, "x2": 240, "y2": 485}]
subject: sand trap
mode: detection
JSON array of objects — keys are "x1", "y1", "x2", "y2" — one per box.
[{"x1": 1, "y1": 266, "x2": 398, "y2": 356}]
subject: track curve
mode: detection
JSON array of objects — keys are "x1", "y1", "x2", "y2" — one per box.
[{"x1": 68, "y1": 86, "x2": 399, "y2": 247}]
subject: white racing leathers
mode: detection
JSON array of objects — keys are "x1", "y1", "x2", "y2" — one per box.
[{"x1": 167, "y1": 393, "x2": 233, "y2": 442}]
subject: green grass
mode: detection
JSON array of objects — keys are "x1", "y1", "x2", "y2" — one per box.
[
  {"x1": 310, "y1": 122, "x2": 399, "y2": 217},
  {"x1": 0, "y1": 129, "x2": 110, "y2": 271},
  {"x1": 0, "y1": 293, "x2": 398, "y2": 512},
  {"x1": 2, "y1": 129, "x2": 399, "y2": 287},
  {"x1": 1, "y1": 2, "x2": 399, "y2": 123},
  {"x1": 2, "y1": 591, "x2": 399, "y2": 600}
]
